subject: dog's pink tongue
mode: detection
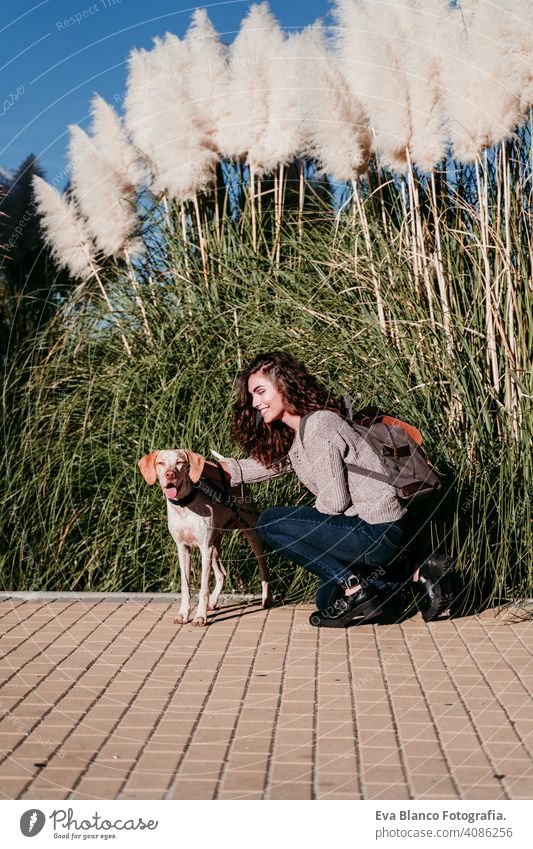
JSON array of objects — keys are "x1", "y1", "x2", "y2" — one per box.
[{"x1": 164, "y1": 486, "x2": 178, "y2": 499}]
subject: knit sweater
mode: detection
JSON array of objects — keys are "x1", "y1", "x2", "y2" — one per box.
[{"x1": 223, "y1": 410, "x2": 406, "y2": 525}]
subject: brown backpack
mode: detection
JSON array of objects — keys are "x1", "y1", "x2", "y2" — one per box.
[{"x1": 342, "y1": 396, "x2": 441, "y2": 504}]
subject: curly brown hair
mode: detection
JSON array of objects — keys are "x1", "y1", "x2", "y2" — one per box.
[{"x1": 232, "y1": 351, "x2": 343, "y2": 467}]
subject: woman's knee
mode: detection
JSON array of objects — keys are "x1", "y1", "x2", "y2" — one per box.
[{"x1": 256, "y1": 506, "x2": 292, "y2": 541}]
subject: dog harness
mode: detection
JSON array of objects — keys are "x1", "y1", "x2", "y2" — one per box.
[{"x1": 168, "y1": 461, "x2": 254, "y2": 530}]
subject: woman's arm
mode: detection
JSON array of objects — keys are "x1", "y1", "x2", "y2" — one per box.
[
  {"x1": 206, "y1": 455, "x2": 293, "y2": 487},
  {"x1": 313, "y1": 439, "x2": 352, "y2": 514},
  {"x1": 301, "y1": 412, "x2": 352, "y2": 514}
]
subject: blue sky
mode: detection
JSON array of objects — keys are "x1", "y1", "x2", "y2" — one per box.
[{"x1": 1, "y1": 0, "x2": 333, "y2": 184}]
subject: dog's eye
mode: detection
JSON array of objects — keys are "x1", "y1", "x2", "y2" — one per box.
[{"x1": 156, "y1": 461, "x2": 164, "y2": 466}]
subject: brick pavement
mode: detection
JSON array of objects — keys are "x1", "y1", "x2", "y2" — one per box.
[{"x1": 0, "y1": 597, "x2": 531, "y2": 800}]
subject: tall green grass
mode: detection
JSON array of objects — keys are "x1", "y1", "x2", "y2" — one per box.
[{"x1": 1, "y1": 127, "x2": 531, "y2": 608}]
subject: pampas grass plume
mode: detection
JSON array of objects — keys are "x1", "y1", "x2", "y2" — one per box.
[
  {"x1": 390, "y1": 0, "x2": 448, "y2": 171},
  {"x1": 250, "y1": 27, "x2": 312, "y2": 173},
  {"x1": 442, "y1": 0, "x2": 528, "y2": 162},
  {"x1": 185, "y1": 9, "x2": 228, "y2": 149},
  {"x1": 90, "y1": 95, "x2": 146, "y2": 187},
  {"x1": 217, "y1": 2, "x2": 285, "y2": 166},
  {"x1": 125, "y1": 32, "x2": 217, "y2": 200},
  {"x1": 303, "y1": 23, "x2": 371, "y2": 182},
  {"x1": 123, "y1": 46, "x2": 160, "y2": 173},
  {"x1": 498, "y1": 0, "x2": 533, "y2": 116},
  {"x1": 68, "y1": 124, "x2": 142, "y2": 258},
  {"x1": 32, "y1": 175, "x2": 95, "y2": 281},
  {"x1": 334, "y1": 0, "x2": 411, "y2": 172}
]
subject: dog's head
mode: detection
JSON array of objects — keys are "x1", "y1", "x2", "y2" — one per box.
[{"x1": 138, "y1": 449, "x2": 205, "y2": 500}]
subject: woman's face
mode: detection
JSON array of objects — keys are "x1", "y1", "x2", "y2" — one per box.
[{"x1": 247, "y1": 369, "x2": 286, "y2": 425}]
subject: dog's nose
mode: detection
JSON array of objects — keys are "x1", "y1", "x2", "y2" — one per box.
[{"x1": 165, "y1": 470, "x2": 174, "y2": 480}]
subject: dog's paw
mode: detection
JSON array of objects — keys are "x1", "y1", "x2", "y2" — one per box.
[
  {"x1": 261, "y1": 581, "x2": 273, "y2": 609},
  {"x1": 173, "y1": 613, "x2": 189, "y2": 625},
  {"x1": 191, "y1": 616, "x2": 207, "y2": 627},
  {"x1": 207, "y1": 597, "x2": 220, "y2": 611}
]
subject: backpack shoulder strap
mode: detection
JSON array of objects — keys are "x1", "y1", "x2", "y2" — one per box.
[
  {"x1": 342, "y1": 394, "x2": 354, "y2": 422},
  {"x1": 298, "y1": 408, "x2": 347, "y2": 446},
  {"x1": 345, "y1": 464, "x2": 391, "y2": 484},
  {"x1": 343, "y1": 420, "x2": 389, "y2": 483},
  {"x1": 297, "y1": 411, "x2": 314, "y2": 446},
  {"x1": 320, "y1": 405, "x2": 393, "y2": 484},
  {"x1": 299, "y1": 403, "x2": 411, "y2": 487}
]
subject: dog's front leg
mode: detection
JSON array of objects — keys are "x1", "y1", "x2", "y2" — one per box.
[
  {"x1": 174, "y1": 542, "x2": 191, "y2": 625},
  {"x1": 192, "y1": 544, "x2": 212, "y2": 626}
]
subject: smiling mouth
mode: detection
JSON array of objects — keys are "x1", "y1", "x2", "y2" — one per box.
[{"x1": 164, "y1": 483, "x2": 178, "y2": 499}]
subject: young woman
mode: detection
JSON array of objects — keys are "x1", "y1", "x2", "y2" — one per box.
[{"x1": 200, "y1": 351, "x2": 449, "y2": 627}]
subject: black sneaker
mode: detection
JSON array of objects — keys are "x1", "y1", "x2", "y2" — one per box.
[
  {"x1": 417, "y1": 554, "x2": 454, "y2": 621},
  {"x1": 309, "y1": 587, "x2": 383, "y2": 628}
]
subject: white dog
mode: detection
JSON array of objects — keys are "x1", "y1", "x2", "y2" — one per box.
[{"x1": 138, "y1": 449, "x2": 272, "y2": 625}]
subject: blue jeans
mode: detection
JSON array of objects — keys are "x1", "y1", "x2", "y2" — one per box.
[{"x1": 256, "y1": 506, "x2": 412, "y2": 610}]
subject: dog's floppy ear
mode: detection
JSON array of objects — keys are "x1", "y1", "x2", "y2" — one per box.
[
  {"x1": 138, "y1": 451, "x2": 159, "y2": 485},
  {"x1": 183, "y1": 450, "x2": 205, "y2": 483}
]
